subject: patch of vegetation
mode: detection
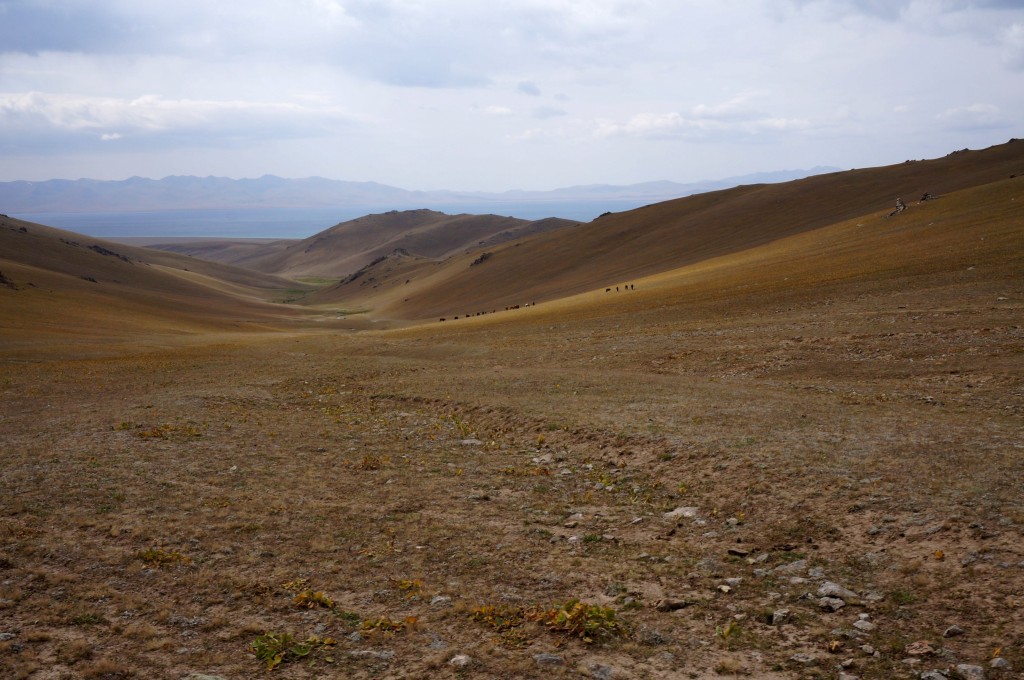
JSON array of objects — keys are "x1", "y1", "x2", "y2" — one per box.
[
  {"x1": 136, "y1": 548, "x2": 190, "y2": 566},
  {"x1": 890, "y1": 588, "x2": 917, "y2": 605},
  {"x1": 250, "y1": 632, "x2": 335, "y2": 671},
  {"x1": 534, "y1": 599, "x2": 628, "y2": 643},
  {"x1": 359, "y1": 615, "x2": 418, "y2": 635},
  {"x1": 471, "y1": 599, "x2": 627, "y2": 645},
  {"x1": 293, "y1": 589, "x2": 335, "y2": 609}
]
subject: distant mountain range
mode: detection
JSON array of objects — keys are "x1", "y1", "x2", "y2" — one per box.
[{"x1": 0, "y1": 168, "x2": 841, "y2": 214}]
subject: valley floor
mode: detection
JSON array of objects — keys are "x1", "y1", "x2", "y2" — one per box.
[{"x1": 1, "y1": 279, "x2": 1022, "y2": 680}]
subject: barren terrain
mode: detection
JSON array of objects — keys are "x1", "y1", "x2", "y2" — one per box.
[{"x1": 1, "y1": 144, "x2": 1022, "y2": 680}]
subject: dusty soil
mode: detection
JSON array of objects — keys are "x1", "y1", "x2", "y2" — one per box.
[{"x1": 1, "y1": 272, "x2": 1022, "y2": 680}]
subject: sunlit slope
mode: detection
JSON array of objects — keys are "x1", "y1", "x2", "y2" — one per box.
[
  {"x1": 316, "y1": 140, "x2": 1023, "y2": 320},
  {"x1": 238, "y1": 210, "x2": 579, "y2": 279},
  {"x1": 0, "y1": 216, "x2": 308, "y2": 346}
]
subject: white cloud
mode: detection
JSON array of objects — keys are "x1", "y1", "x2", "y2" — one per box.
[
  {"x1": 0, "y1": 91, "x2": 352, "y2": 149},
  {"x1": 483, "y1": 105, "x2": 514, "y2": 116},
  {"x1": 937, "y1": 103, "x2": 1009, "y2": 130},
  {"x1": 596, "y1": 97, "x2": 812, "y2": 140},
  {"x1": 1002, "y1": 22, "x2": 1024, "y2": 69}
]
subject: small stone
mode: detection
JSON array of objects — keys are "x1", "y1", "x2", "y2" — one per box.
[
  {"x1": 819, "y1": 597, "x2": 846, "y2": 612},
  {"x1": 350, "y1": 650, "x2": 396, "y2": 661},
  {"x1": 943, "y1": 625, "x2": 965, "y2": 638},
  {"x1": 727, "y1": 548, "x2": 750, "y2": 557},
  {"x1": 589, "y1": 664, "x2": 614, "y2": 680},
  {"x1": 534, "y1": 653, "x2": 564, "y2": 667},
  {"x1": 637, "y1": 625, "x2": 668, "y2": 645},
  {"x1": 954, "y1": 664, "x2": 986, "y2": 680},
  {"x1": 0, "y1": 633, "x2": 15, "y2": 641},
  {"x1": 990, "y1": 657, "x2": 1011, "y2": 670},
  {"x1": 771, "y1": 609, "x2": 790, "y2": 626},
  {"x1": 430, "y1": 595, "x2": 452, "y2": 606},
  {"x1": 773, "y1": 559, "x2": 808, "y2": 575},
  {"x1": 460, "y1": 439, "x2": 483, "y2": 446},
  {"x1": 852, "y1": 620, "x2": 876, "y2": 632},
  {"x1": 808, "y1": 567, "x2": 825, "y2": 579},
  {"x1": 564, "y1": 520, "x2": 579, "y2": 528},
  {"x1": 818, "y1": 581, "x2": 859, "y2": 600},
  {"x1": 655, "y1": 598, "x2": 695, "y2": 612},
  {"x1": 725, "y1": 517, "x2": 740, "y2": 527},
  {"x1": 839, "y1": 673, "x2": 860, "y2": 680},
  {"x1": 789, "y1": 653, "x2": 818, "y2": 666},
  {"x1": 449, "y1": 654, "x2": 472, "y2": 667},
  {"x1": 920, "y1": 672, "x2": 949, "y2": 680},
  {"x1": 790, "y1": 576, "x2": 808, "y2": 585},
  {"x1": 724, "y1": 577, "x2": 743, "y2": 587},
  {"x1": 860, "y1": 645, "x2": 875, "y2": 655},
  {"x1": 664, "y1": 506, "x2": 699, "y2": 520},
  {"x1": 905, "y1": 641, "x2": 936, "y2": 656}
]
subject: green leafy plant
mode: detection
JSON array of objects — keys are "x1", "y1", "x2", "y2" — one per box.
[
  {"x1": 250, "y1": 632, "x2": 335, "y2": 670},
  {"x1": 531, "y1": 599, "x2": 627, "y2": 643}
]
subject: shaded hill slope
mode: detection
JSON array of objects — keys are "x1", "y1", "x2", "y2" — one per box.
[
  {"x1": 310, "y1": 140, "x2": 1024, "y2": 320},
  {"x1": 228, "y1": 210, "x2": 580, "y2": 279},
  {"x1": 0, "y1": 216, "x2": 311, "y2": 349}
]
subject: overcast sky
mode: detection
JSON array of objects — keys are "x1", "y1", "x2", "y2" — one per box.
[{"x1": 1, "y1": 0, "x2": 1022, "y2": 191}]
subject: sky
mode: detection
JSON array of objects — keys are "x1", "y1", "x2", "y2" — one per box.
[{"x1": 1, "y1": 0, "x2": 1022, "y2": 191}]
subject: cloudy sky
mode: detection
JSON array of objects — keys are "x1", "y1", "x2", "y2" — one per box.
[{"x1": 1, "y1": 0, "x2": 1021, "y2": 191}]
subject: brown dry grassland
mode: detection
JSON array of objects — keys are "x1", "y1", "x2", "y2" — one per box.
[{"x1": 1, "y1": 174, "x2": 1023, "y2": 680}]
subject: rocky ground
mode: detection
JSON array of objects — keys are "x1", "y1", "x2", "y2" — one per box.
[{"x1": 1, "y1": 277, "x2": 1022, "y2": 679}]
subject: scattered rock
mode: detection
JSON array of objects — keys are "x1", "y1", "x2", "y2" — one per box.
[
  {"x1": 664, "y1": 506, "x2": 699, "y2": 521},
  {"x1": 350, "y1": 649, "x2": 395, "y2": 661},
  {"x1": 449, "y1": 654, "x2": 472, "y2": 667},
  {"x1": 0, "y1": 633, "x2": 16, "y2": 641},
  {"x1": 771, "y1": 609, "x2": 790, "y2": 626},
  {"x1": 808, "y1": 567, "x2": 825, "y2": 579},
  {"x1": 860, "y1": 645, "x2": 875, "y2": 655},
  {"x1": 853, "y1": 620, "x2": 876, "y2": 632},
  {"x1": 789, "y1": 653, "x2": 818, "y2": 666},
  {"x1": 818, "y1": 581, "x2": 859, "y2": 600},
  {"x1": 655, "y1": 598, "x2": 695, "y2": 612},
  {"x1": 954, "y1": 664, "x2": 985, "y2": 680},
  {"x1": 819, "y1": 597, "x2": 846, "y2": 612},
  {"x1": 534, "y1": 653, "x2": 565, "y2": 666},
  {"x1": 589, "y1": 663, "x2": 614, "y2": 680},
  {"x1": 839, "y1": 673, "x2": 860, "y2": 680},
  {"x1": 989, "y1": 657, "x2": 1011, "y2": 670},
  {"x1": 920, "y1": 672, "x2": 949, "y2": 680},
  {"x1": 905, "y1": 641, "x2": 937, "y2": 656},
  {"x1": 460, "y1": 438, "x2": 483, "y2": 446},
  {"x1": 637, "y1": 625, "x2": 668, "y2": 645},
  {"x1": 727, "y1": 548, "x2": 750, "y2": 557},
  {"x1": 943, "y1": 625, "x2": 965, "y2": 638},
  {"x1": 773, "y1": 559, "x2": 807, "y2": 575}
]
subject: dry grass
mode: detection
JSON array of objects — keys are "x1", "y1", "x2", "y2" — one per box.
[{"x1": 1, "y1": 146, "x2": 1022, "y2": 679}]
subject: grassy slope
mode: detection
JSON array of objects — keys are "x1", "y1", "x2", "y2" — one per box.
[
  {"x1": 0, "y1": 217, "x2": 312, "y2": 354},
  {"x1": 312, "y1": 141, "x2": 1023, "y2": 320},
  {"x1": 234, "y1": 210, "x2": 579, "y2": 280},
  {"x1": 0, "y1": 144, "x2": 1021, "y2": 678}
]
